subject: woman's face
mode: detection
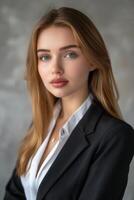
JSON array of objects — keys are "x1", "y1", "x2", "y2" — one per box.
[{"x1": 37, "y1": 25, "x2": 95, "y2": 99}]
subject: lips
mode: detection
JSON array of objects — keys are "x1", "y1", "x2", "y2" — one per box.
[
  {"x1": 50, "y1": 78, "x2": 69, "y2": 88},
  {"x1": 50, "y1": 78, "x2": 68, "y2": 83}
]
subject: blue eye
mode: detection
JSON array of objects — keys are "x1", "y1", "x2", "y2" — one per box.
[
  {"x1": 38, "y1": 52, "x2": 78, "y2": 62},
  {"x1": 65, "y1": 52, "x2": 78, "y2": 59},
  {"x1": 39, "y1": 55, "x2": 51, "y2": 62}
]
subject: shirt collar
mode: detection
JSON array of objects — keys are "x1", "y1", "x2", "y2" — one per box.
[{"x1": 53, "y1": 94, "x2": 92, "y2": 138}]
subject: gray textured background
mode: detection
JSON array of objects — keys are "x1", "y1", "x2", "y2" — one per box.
[{"x1": 0, "y1": 0, "x2": 134, "y2": 199}]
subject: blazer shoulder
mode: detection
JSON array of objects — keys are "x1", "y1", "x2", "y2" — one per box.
[
  {"x1": 89, "y1": 100, "x2": 134, "y2": 137},
  {"x1": 95, "y1": 110, "x2": 134, "y2": 144},
  {"x1": 103, "y1": 111, "x2": 133, "y2": 130},
  {"x1": 89, "y1": 111, "x2": 134, "y2": 166}
]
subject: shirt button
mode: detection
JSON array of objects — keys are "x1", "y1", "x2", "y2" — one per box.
[{"x1": 61, "y1": 129, "x2": 65, "y2": 137}]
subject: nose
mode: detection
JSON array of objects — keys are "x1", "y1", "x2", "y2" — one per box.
[{"x1": 51, "y1": 57, "x2": 64, "y2": 75}]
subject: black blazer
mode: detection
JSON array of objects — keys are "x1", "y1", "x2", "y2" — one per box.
[{"x1": 4, "y1": 100, "x2": 134, "y2": 200}]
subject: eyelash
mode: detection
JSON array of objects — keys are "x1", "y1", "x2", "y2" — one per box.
[{"x1": 38, "y1": 51, "x2": 78, "y2": 62}]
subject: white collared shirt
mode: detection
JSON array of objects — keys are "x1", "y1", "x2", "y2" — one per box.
[{"x1": 21, "y1": 94, "x2": 92, "y2": 200}]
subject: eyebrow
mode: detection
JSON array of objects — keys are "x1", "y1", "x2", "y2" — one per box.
[{"x1": 37, "y1": 44, "x2": 80, "y2": 53}]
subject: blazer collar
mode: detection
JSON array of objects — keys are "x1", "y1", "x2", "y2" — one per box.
[{"x1": 37, "y1": 100, "x2": 104, "y2": 200}]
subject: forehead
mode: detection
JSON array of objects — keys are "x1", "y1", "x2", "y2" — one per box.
[{"x1": 37, "y1": 25, "x2": 79, "y2": 50}]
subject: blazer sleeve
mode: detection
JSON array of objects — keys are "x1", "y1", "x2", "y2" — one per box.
[
  {"x1": 78, "y1": 124, "x2": 134, "y2": 200},
  {"x1": 4, "y1": 168, "x2": 26, "y2": 200}
]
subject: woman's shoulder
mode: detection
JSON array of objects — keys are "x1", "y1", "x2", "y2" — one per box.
[
  {"x1": 102, "y1": 110, "x2": 133, "y2": 130},
  {"x1": 96, "y1": 110, "x2": 134, "y2": 145}
]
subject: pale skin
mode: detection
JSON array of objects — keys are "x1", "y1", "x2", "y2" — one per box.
[
  {"x1": 37, "y1": 25, "x2": 95, "y2": 120},
  {"x1": 36, "y1": 25, "x2": 96, "y2": 175}
]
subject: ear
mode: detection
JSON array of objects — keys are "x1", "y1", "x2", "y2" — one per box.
[{"x1": 89, "y1": 63, "x2": 96, "y2": 72}]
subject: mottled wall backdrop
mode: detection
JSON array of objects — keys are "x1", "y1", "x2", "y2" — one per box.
[{"x1": 0, "y1": 0, "x2": 134, "y2": 199}]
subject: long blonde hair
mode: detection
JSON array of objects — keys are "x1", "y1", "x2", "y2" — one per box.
[{"x1": 16, "y1": 6, "x2": 123, "y2": 176}]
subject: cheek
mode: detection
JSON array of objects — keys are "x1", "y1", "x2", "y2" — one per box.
[
  {"x1": 38, "y1": 65, "x2": 47, "y2": 80},
  {"x1": 67, "y1": 61, "x2": 90, "y2": 80},
  {"x1": 38, "y1": 65, "x2": 50, "y2": 87}
]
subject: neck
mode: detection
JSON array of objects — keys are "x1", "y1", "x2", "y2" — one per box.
[{"x1": 59, "y1": 90, "x2": 89, "y2": 120}]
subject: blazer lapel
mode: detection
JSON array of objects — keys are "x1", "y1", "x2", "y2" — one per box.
[{"x1": 37, "y1": 100, "x2": 104, "y2": 200}]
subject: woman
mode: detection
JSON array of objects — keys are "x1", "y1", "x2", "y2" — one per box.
[{"x1": 4, "y1": 6, "x2": 134, "y2": 200}]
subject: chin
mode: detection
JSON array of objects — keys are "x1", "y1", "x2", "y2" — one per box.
[
  {"x1": 51, "y1": 93, "x2": 67, "y2": 98},
  {"x1": 48, "y1": 89, "x2": 68, "y2": 98},
  {"x1": 51, "y1": 90, "x2": 79, "y2": 99},
  {"x1": 47, "y1": 85, "x2": 79, "y2": 98}
]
